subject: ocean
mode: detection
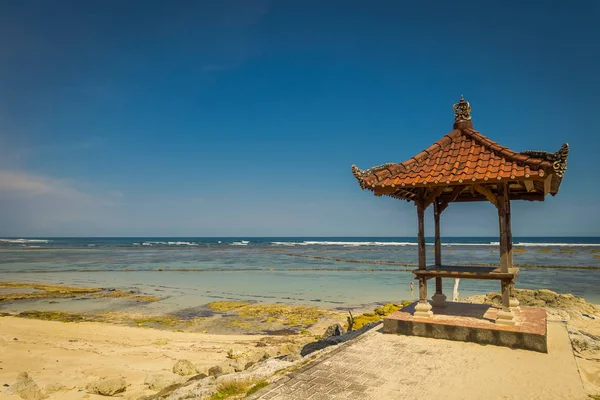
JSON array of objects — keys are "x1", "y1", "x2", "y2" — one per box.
[{"x1": 1, "y1": 237, "x2": 599, "y2": 314}]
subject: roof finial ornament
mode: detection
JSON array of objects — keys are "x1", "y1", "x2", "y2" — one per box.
[{"x1": 453, "y1": 95, "x2": 471, "y2": 123}]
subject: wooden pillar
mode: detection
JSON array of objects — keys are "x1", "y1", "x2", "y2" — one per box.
[
  {"x1": 414, "y1": 198, "x2": 433, "y2": 317},
  {"x1": 501, "y1": 280, "x2": 510, "y2": 312},
  {"x1": 496, "y1": 184, "x2": 516, "y2": 325},
  {"x1": 505, "y1": 189, "x2": 519, "y2": 310},
  {"x1": 431, "y1": 199, "x2": 447, "y2": 307},
  {"x1": 497, "y1": 189, "x2": 508, "y2": 273},
  {"x1": 434, "y1": 200, "x2": 442, "y2": 266},
  {"x1": 417, "y1": 200, "x2": 426, "y2": 270},
  {"x1": 418, "y1": 278, "x2": 427, "y2": 304},
  {"x1": 434, "y1": 201, "x2": 442, "y2": 292},
  {"x1": 506, "y1": 192, "x2": 513, "y2": 268}
]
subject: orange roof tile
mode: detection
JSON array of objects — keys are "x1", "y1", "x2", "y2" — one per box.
[{"x1": 352, "y1": 127, "x2": 569, "y2": 201}]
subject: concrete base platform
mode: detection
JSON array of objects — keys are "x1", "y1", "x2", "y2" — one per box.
[{"x1": 383, "y1": 301, "x2": 547, "y2": 353}]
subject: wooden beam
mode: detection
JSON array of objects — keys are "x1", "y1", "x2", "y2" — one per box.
[
  {"x1": 450, "y1": 193, "x2": 545, "y2": 202},
  {"x1": 473, "y1": 185, "x2": 499, "y2": 208},
  {"x1": 423, "y1": 186, "x2": 445, "y2": 209},
  {"x1": 438, "y1": 185, "x2": 464, "y2": 213},
  {"x1": 543, "y1": 175, "x2": 552, "y2": 196},
  {"x1": 523, "y1": 180, "x2": 535, "y2": 193}
]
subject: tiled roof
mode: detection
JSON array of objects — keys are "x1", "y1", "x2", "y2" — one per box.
[{"x1": 352, "y1": 127, "x2": 569, "y2": 201}]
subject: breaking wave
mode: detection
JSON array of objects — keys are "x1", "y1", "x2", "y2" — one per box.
[
  {"x1": 133, "y1": 241, "x2": 198, "y2": 246},
  {"x1": 271, "y1": 240, "x2": 600, "y2": 247},
  {"x1": 0, "y1": 239, "x2": 50, "y2": 244},
  {"x1": 231, "y1": 240, "x2": 250, "y2": 246}
]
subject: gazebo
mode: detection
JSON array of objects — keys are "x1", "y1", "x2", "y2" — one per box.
[{"x1": 351, "y1": 97, "x2": 569, "y2": 326}]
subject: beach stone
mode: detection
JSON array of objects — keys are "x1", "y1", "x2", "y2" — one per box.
[
  {"x1": 7, "y1": 372, "x2": 47, "y2": 400},
  {"x1": 568, "y1": 327, "x2": 600, "y2": 353},
  {"x1": 323, "y1": 323, "x2": 346, "y2": 338},
  {"x1": 144, "y1": 372, "x2": 183, "y2": 391},
  {"x1": 208, "y1": 366, "x2": 223, "y2": 377},
  {"x1": 85, "y1": 377, "x2": 127, "y2": 396},
  {"x1": 172, "y1": 359, "x2": 199, "y2": 376},
  {"x1": 44, "y1": 383, "x2": 71, "y2": 394},
  {"x1": 137, "y1": 376, "x2": 214, "y2": 400},
  {"x1": 229, "y1": 358, "x2": 248, "y2": 372},
  {"x1": 280, "y1": 353, "x2": 301, "y2": 362}
]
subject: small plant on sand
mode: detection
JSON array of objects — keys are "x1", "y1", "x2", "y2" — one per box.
[
  {"x1": 226, "y1": 348, "x2": 245, "y2": 359},
  {"x1": 210, "y1": 379, "x2": 254, "y2": 400},
  {"x1": 153, "y1": 338, "x2": 169, "y2": 346},
  {"x1": 246, "y1": 380, "x2": 269, "y2": 396}
]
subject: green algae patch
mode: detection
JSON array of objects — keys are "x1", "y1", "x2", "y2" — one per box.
[
  {"x1": 91, "y1": 291, "x2": 161, "y2": 302},
  {"x1": 347, "y1": 301, "x2": 413, "y2": 330},
  {"x1": 513, "y1": 248, "x2": 527, "y2": 253},
  {"x1": 0, "y1": 281, "x2": 160, "y2": 303},
  {"x1": 14, "y1": 309, "x2": 208, "y2": 331},
  {"x1": 17, "y1": 310, "x2": 98, "y2": 323},
  {"x1": 374, "y1": 303, "x2": 402, "y2": 316},
  {"x1": 352, "y1": 312, "x2": 382, "y2": 330},
  {"x1": 0, "y1": 281, "x2": 102, "y2": 301},
  {"x1": 237, "y1": 304, "x2": 326, "y2": 327},
  {"x1": 0, "y1": 282, "x2": 101, "y2": 294},
  {"x1": 208, "y1": 301, "x2": 251, "y2": 312},
  {"x1": 133, "y1": 315, "x2": 182, "y2": 328}
]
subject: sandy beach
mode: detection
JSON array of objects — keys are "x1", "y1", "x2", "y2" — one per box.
[
  {"x1": 0, "y1": 317, "x2": 281, "y2": 399},
  {"x1": 0, "y1": 280, "x2": 599, "y2": 399}
]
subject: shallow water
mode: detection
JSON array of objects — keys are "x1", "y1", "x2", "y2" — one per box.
[{"x1": 1, "y1": 237, "x2": 599, "y2": 314}]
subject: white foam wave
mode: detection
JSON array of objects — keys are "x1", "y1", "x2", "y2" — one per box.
[
  {"x1": 0, "y1": 238, "x2": 50, "y2": 244},
  {"x1": 272, "y1": 241, "x2": 416, "y2": 247},
  {"x1": 271, "y1": 240, "x2": 600, "y2": 247},
  {"x1": 513, "y1": 242, "x2": 600, "y2": 247},
  {"x1": 231, "y1": 240, "x2": 250, "y2": 246},
  {"x1": 137, "y1": 241, "x2": 198, "y2": 246}
]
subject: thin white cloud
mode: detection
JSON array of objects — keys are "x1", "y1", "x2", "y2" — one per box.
[
  {"x1": 0, "y1": 169, "x2": 124, "y2": 236},
  {"x1": 0, "y1": 171, "x2": 54, "y2": 196}
]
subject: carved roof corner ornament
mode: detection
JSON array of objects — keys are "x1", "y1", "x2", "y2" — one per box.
[
  {"x1": 521, "y1": 143, "x2": 570, "y2": 178},
  {"x1": 453, "y1": 95, "x2": 473, "y2": 129}
]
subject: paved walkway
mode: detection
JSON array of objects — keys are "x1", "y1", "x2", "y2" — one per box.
[{"x1": 248, "y1": 322, "x2": 587, "y2": 400}]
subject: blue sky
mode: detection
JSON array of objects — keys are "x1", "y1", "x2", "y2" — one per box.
[{"x1": 0, "y1": 0, "x2": 598, "y2": 237}]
